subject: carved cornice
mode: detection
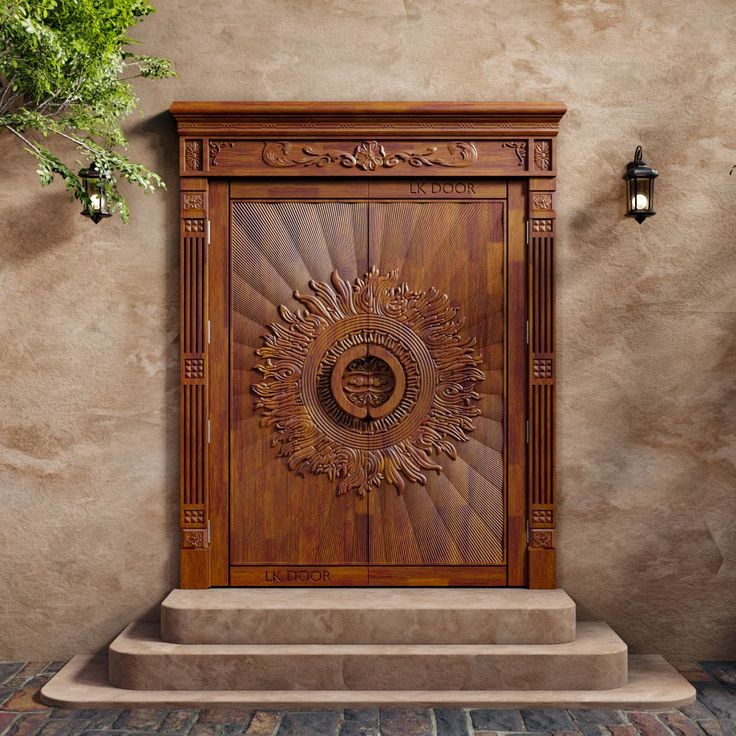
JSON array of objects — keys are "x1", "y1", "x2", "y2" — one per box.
[{"x1": 170, "y1": 101, "x2": 567, "y2": 138}]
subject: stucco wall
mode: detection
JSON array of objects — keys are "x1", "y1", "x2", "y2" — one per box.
[{"x1": 1, "y1": 0, "x2": 735, "y2": 660}]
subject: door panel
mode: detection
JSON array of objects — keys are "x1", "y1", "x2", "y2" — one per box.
[
  {"x1": 230, "y1": 200, "x2": 369, "y2": 566},
  {"x1": 227, "y1": 181, "x2": 520, "y2": 585},
  {"x1": 367, "y1": 200, "x2": 506, "y2": 567}
]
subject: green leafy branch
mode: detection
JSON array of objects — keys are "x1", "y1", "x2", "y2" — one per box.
[{"x1": 0, "y1": 0, "x2": 174, "y2": 222}]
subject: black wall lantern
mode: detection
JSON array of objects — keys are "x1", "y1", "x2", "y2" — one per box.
[
  {"x1": 79, "y1": 162, "x2": 111, "y2": 224},
  {"x1": 623, "y1": 146, "x2": 658, "y2": 224}
]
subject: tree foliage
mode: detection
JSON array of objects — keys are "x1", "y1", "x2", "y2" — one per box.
[{"x1": 0, "y1": 0, "x2": 174, "y2": 221}]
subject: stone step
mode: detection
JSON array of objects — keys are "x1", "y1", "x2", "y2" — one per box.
[
  {"x1": 44, "y1": 653, "x2": 695, "y2": 710},
  {"x1": 109, "y1": 621, "x2": 626, "y2": 692},
  {"x1": 160, "y1": 587, "x2": 576, "y2": 645}
]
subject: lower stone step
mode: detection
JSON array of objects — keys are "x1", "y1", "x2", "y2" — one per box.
[
  {"x1": 161, "y1": 588, "x2": 577, "y2": 644},
  {"x1": 41, "y1": 653, "x2": 696, "y2": 709},
  {"x1": 109, "y1": 621, "x2": 627, "y2": 692}
]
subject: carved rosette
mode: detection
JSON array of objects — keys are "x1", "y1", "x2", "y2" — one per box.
[
  {"x1": 252, "y1": 268, "x2": 484, "y2": 497},
  {"x1": 184, "y1": 140, "x2": 202, "y2": 171}
]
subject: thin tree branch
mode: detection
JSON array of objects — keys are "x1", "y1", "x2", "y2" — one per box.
[
  {"x1": 53, "y1": 129, "x2": 99, "y2": 156},
  {"x1": 3, "y1": 123, "x2": 43, "y2": 155}
]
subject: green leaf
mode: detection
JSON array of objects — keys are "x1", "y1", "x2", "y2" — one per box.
[{"x1": 0, "y1": 0, "x2": 173, "y2": 222}]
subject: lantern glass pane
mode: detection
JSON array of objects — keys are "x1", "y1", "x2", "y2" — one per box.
[
  {"x1": 95, "y1": 187, "x2": 110, "y2": 215},
  {"x1": 634, "y1": 177, "x2": 652, "y2": 211},
  {"x1": 627, "y1": 177, "x2": 636, "y2": 213},
  {"x1": 83, "y1": 176, "x2": 96, "y2": 198}
]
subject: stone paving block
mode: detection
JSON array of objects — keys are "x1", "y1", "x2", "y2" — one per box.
[
  {"x1": 0, "y1": 690, "x2": 17, "y2": 710},
  {"x1": 81, "y1": 710, "x2": 119, "y2": 730},
  {"x1": 189, "y1": 725, "x2": 223, "y2": 736},
  {"x1": 4, "y1": 712, "x2": 50, "y2": 736},
  {"x1": 681, "y1": 702, "x2": 718, "y2": 721},
  {"x1": 112, "y1": 708, "x2": 168, "y2": 732},
  {"x1": 698, "y1": 721, "x2": 725, "y2": 736},
  {"x1": 34, "y1": 719, "x2": 90, "y2": 736},
  {"x1": 521, "y1": 709, "x2": 578, "y2": 732},
  {"x1": 701, "y1": 722, "x2": 736, "y2": 736},
  {"x1": 5, "y1": 666, "x2": 51, "y2": 689},
  {"x1": 277, "y1": 711, "x2": 340, "y2": 736},
  {"x1": 225, "y1": 721, "x2": 255, "y2": 736},
  {"x1": 628, "y1": 711, "x2": 676, "y2": 736},
  {"x1": 695, "y1": 684, "x2": 736, "y2": 721},
  {"x1": 659, "y1": 710, "x2": 708, "y2": 736},
  {"x1": 80, "y1": 732, "x2": 159, "y2": 736},
  {"x1": 245, "y1": 711, "x2": 280, "y2": 736},
  {"x1": 0, "y1": 667, "x2": 24, "y2": 688},
  {"x1": 0, "y1": 688, "x2": 51, "y2": 713},
  {"x1": 481, "y1": 732, "x2": 548, "y2": 736},
  {"x1": 158, "y1": 708, "x2": 200, "y2": 734},
  {"x1": 343, "y1": 709, "x2": 378, "y2": 726},
  {"x1": 197, "y1": 708, "x2": 253, "y2": 726},
  {"x1": 701, "y1": 665, "x2": 736, "y2": 690},
  {"x1": 609, "y1": 726, "x2": 639, "y2": 736},
  {"x1": 469, "y1": 709, "x2": 525, "y2": 732},
  {"x1": 340, "y1": 709, "x2": 379, "y2": 736},
  {"x1": 433, "y1": 709, "x2": 471, "y2": 736},
  {"x1": 19, "y1": 678, "x2": 52, "y2": 692},
  {"x1": 379, "y1": 710, "x2": 432, "y2": 736},
  {"x1": 571, "y1": 709, "x2": 628, "y2": 735},
  {"x1": 47, "y1": 709, "x2": 101, "y2": 722},
  {"x1": 0, "y1": 713, "x2": 18, "y2": 735}
]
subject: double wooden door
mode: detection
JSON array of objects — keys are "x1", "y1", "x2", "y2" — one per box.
[{"x1": 212, "y1": 178, "x2": 527, "y2": 586}]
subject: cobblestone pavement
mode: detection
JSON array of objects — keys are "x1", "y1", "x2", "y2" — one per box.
[{"x1": 1, "y1": 661, "x2": 735, "y2": 736}]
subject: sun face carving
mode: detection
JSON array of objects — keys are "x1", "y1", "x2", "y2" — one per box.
[{"x1": 251, "y1": 268, "x2": 485, "y2": 497}]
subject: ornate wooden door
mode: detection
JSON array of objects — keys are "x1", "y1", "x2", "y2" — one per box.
[
  {"x1": 224, "y1": 179, "x2": 525, "y2": 586},
  {"x1": 171, "y1": 102, "x2": 565, "y2": 589}
]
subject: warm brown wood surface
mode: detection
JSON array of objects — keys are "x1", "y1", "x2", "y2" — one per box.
[
  {"x1": 172, "y1": 101, "x2": 564, "y2": 589},
  {"x1": 229, "y1": 198, "x2": 370, "y2": 566},
  {"x1": 224, "y1": 184, "x2": 520, "y2": 585},
  {"x1": 365, "y1": 197, "x2": 506, "y2": 569}
]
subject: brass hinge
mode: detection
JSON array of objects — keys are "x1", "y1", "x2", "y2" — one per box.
[
  {"x1": 526, "y1": 220, "x2": 530, "y2": 245},
  {"x1": 207, "y1": 219, "x2": 211, "y2": 245},
  {"x1": 207, "y1": 419, "x2": 211, "y2": 444},
  {"x1": 207, "y1": 519, "x2": 211, "y2": 545},
  {"x1": 526, "y1": 420, "x2": 530, "y2": 444},
  {"x1": 526, "y1": 320, "x2": 530, "y2": 345},
  {"x1": 207, "y1": 319, "x2": 211, "y2": 345}
]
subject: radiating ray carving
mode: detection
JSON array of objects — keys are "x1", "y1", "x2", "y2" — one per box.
[{"x1": 252, "y1": 268, "x2": 485, "y2": 497}]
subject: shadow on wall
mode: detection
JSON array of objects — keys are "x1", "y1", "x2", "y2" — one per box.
[
  {"x1": 2, "y1": 188, "x2": 81, "y2": 262},
  {"x1": 133, "y1": 109, "x2": 183, "y2": 593}
]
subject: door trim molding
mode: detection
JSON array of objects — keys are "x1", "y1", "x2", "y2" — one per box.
[{"x1": 170, "y1": 101, "x2": 566, "y2": 589}]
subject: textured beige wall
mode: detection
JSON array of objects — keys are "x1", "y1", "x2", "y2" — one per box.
[{"x1": 1, "y1": 0, "x2": 735, "y2": 660}]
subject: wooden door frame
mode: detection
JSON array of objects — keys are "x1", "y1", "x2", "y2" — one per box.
[{"x1": 170, "y1": 101, "x2": 566, "y2": 589}]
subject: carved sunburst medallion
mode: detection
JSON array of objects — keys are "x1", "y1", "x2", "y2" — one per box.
[{"x1": 252, "y1": 268, "x2": 484, "y2": 497}]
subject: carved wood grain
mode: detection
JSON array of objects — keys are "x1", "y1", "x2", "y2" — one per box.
[
  {"x1": 229, "y1": 199, "x2": 370, "y2": 567},
  {"x1": 528, "y1": 179, "x2": 557, "y2": 588},
  {"x1": 366, "y1": 199, "x2": 507, "y2": 569},
  {"x1": 180, "y1": 184, "x2": 209, "y2": 588}
]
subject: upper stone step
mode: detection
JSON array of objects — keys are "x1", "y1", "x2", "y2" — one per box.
[{"x1": 160, "y1": 588, "x2": 576, "y2": 645}]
